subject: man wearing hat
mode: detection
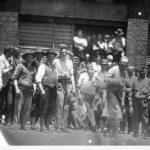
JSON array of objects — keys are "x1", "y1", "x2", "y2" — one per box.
[
  {"x1": 110, "y1": 28, "x2": 126, "y2": 64},
  {"x1": 36, "y1": 49, "x2": 58, "y2": 132},
  {"x1": 100, "y1": 34, "x2": 112, "y2": 59},
  {"x1": 0, "y1": 46, "x2": 14, "y2": 123},
  {"x1": 12, "y1": 49, "x2": 36, "y2": 130},
  {"x1": 34, "y1": 47, "x2": 44, "y2": 67},
  {"x1": 30, "y1": 46, "x2": 44, "y2": 130}
]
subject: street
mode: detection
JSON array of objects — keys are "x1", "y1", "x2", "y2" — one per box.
[{"x1": 1, "y1": 123, "x2": 150, "y2": 145}]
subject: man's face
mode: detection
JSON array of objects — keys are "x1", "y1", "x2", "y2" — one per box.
[
  {"x1": 87, "y1": 36, "x2": 92, "y2": 42},
  {"x1": 47, "y1": 53, "x2": 55, "y2": 62},
  {"x1": 77, "y1": 30, "x2": 83, "y2": 38},
  {"x1": 88, "y1": 70, "x2": 94, "y2": 79},
  {"x1": 101, "y1": 63, "x2": 108, "y2": 71},
  {"x1": 98, "y1": 34, "x2": 102, "y2": 41},
  {"x1": 35, "y1": 53, "x2": 43, "y2": 60},
  {"x1": 128, "y1": 69, "x2": 134, "y2": 76},
  {"x1": 139, "y1": 70, "x2": 145, "y2": 78},
  {"x1": 78, "y1": 97, "x2": 83, "y2": 105},
  {"x1": 24, "y1": 54, "x2": 34, "y2": 64},
  {"x1": 120, "y1": 61, "x2": 128, "y2": 69},
  {"x1": 60, "y1": 50, "x2": 67, "y2": 58}
]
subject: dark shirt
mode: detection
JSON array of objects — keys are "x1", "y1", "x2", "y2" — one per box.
[{"x1": 12, "y1": 63, "x2": 36, "y2": 90}]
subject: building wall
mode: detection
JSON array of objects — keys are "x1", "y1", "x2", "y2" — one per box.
[
  {"x1": 0, "y1": 0, "x2": 19, "y2": 53},
  {"x1": 0, "y1": 12, "x2": 18, "y2": 53},
  {"x1": 20, "y1": 0, "x2": 127, "y2": 21},
  {"x1": 126, "y1": 19, "x2": 149, "y2": 67}
]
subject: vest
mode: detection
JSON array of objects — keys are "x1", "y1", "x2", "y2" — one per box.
[{"x1": 42, "y1": 62, "x2": 58, "y2": 87}]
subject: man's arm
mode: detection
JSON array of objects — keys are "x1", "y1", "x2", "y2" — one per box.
[
  {"x1": 70, "y1": 61, "x2": 76, "y2": 92},
  {"x1": 0, "y1": 69, "x2": 3, "y2": 91},
  {"x1": 35, "y1": 64, "x2": 45, "y2": 94}
]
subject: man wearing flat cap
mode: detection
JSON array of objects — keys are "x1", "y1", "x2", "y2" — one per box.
[
  {"x1": 12, "y1": 49, "x2": 36, "y2": 130},
  {"x1": 36, "y1": 49, "x2": 58, "y2": 132}
]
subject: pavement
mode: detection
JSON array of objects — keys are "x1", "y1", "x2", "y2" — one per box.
[{"x1": 1, "y1": 123, "x2": 150, "y2": 146}]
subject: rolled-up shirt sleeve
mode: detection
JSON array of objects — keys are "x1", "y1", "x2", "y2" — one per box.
[{"x1": 36, "y1": 64, "x2": 45, "y2": 83}]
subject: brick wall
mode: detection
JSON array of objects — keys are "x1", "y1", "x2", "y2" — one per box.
[
  {"x1": 0, "y1": 12, "x2": 18, "y2": 53},
  {"x1": 126, "y1": 19, "x2": 149, "y2": 67}
]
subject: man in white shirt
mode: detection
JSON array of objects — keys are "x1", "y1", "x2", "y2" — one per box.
[
  {"x1": 53, "y1": 45, "x2": 76, "y2": 132},
  {"x1": 77, "y1": 66, "x2": 96, "y2": 107},
  {"x1": 36, "y1": 49, "x2": 58, "y2": 132},
  {"x1": 73, "y1": 30, "x2": 87, "y2": 61},
  {"x1": 0, "y1": 46, "x2": 13, "y2": 123}
]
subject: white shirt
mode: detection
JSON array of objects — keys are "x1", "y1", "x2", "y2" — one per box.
[
  {"x1": 91, "y1": 62, "x2": 101, "y2": 72},
  {"x1": 97, "y1": 41, "x2": 105, "y2": 49},
  {"x1": 0, "y1": 54, "x2": 10, "y2": 87},
  {"x1": 53, "y1": 58, "x2": 74, "y2": 78},
  {"x1": 73, "y1": 36, "x2": 87, "y2": 51},
  {"x1": 36, "y1": 63, "x2": 58, "y2": 83},
  {"x1": 78, "y1": 72, "x2": 96, "y2": 95}
]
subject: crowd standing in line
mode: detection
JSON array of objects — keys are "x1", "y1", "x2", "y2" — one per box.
[{"x1": 0, "y1": 28, "x2": 150, "y2": 140}]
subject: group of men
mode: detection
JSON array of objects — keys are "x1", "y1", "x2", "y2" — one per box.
[
  {"x1": 73, "y1": 28, "x2": 126, "y2": 64},
  {"x1": 0, "y1": 40, "x2": 150, "y2": 139}
]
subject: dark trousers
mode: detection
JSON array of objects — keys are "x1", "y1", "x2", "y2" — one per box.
[
  {"x1": 30, "y1": 91, "x2": 41, "y2": 127},
  {"x1": 0, "y1": 81, "x2": 14, "y2": 123},
  {"x1": 126, "y1": 108, "x2": 134, "y2": 134},
  {"x1": 40, "y1": 85, "x2": 57, "y2": 130},
  {"x1": 0, "y1": 86, "x2": 8, "y2": 121},
  {"x1": 5, "y1": 82, "x2": 15, "y2": 124},
  {"x1": 113, "y1": 51, "x2": 122, "y2": 64},
  {"x1": 14, "y1": 89, "x2": 33, "y2": 129},
  {"x1": 58, "y1": 79, "x2": 72, "y2": 129},
  {"x1": 133, "y1": 97, "x2": 148, "y2": 137},
  {"x1": 73, "y1": 47, "x2": 85, "y2": 62}
]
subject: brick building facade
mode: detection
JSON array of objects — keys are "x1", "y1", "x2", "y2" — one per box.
[{"x1": 0, "y1": 0, "x2": 150, "y2": 67}]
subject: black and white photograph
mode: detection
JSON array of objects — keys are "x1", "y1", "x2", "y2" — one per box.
[{"x1": 0, "y1": 0, "x2": 150, "y2": 146}]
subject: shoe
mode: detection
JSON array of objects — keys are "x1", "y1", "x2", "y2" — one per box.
[
  {"x1": 61, "y1": 128, "x2": 70, "y2": 133},
  {"x1": 31, "y1": 124, "x2": 36, "y2": 130},
  {"x1": 56, "y1": 128, "x2": 62, "y2": 133},
  {"x1": 40, "y1": 127, "x2": 48, "y2": 132},
  {"x1": 20, "y1": 126, "x2": 26, "y2": 130},
  {"x1": 91, "y1": 126, "x2": 97, "y2": 133},
  {"x1": 12, "y1": 124, "x2": 20, "y2": 130},
  {"x1": 6, "y1": 122, "x2": 11, "y2": 126},
  {"x1": 133, "y1": 134, "x2": 138, "y2": 138}
]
